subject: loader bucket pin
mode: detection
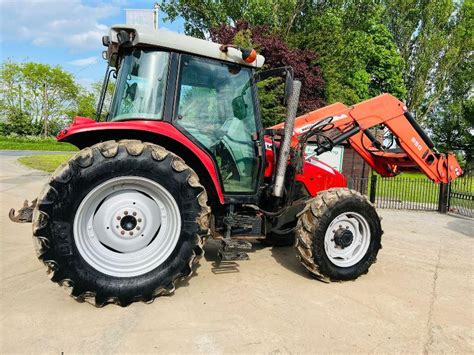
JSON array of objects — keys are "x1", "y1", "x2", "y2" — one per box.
[{"x1": 9, "y1": 199, "x2": 37, "y2": 223}]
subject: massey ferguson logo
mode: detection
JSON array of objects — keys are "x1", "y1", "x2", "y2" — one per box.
[{"x1": 411, "y1": 137, "x2": 423, "y2": 151}]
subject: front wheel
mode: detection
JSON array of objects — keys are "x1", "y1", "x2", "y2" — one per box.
[
  {"x1": 295, "y1": 188, "x2": 382, "y2": 281},
  {"x1": 32, "y1": 140, "x2": 210, "y2": 306}
]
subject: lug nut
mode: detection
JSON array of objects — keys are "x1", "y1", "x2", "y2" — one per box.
[
  {"x1": 138, "y1": 218, "x2": 142, "y2": 222},
  {"x1": 129, "y1": 231, "x2": 133, "y2": 236},
  {"x1": 124, "y1": 211, "x2": 128, "y2": 215},
  {"x1": 121, "y1": 231, "x2": 125, "y2": 235},
  {"x1": 136, "y1": 226, "x2": 141, "y2": 231},
  {"x1": 116, "y1": 216, "x2": 121, "y2": 220},
  {"x1": 133, "y1": 212, "x2": 137, "y2": 216}
]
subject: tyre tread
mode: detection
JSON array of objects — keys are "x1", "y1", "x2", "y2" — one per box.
[
  {"x1": 295, "y1": 188, "x2": 381, "y2": 282},
  {"x1": 32, "y1": 140, "x2": 210, "y2": 307}
]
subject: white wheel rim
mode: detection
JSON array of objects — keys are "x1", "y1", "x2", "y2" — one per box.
[
  {"x1": 74, "y1": 176, "x2": 181, "y2": 278},
  {"x1": 324, "y1": 212, "x2": 371, "y2": 267}
]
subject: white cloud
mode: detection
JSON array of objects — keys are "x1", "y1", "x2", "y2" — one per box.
[
  {"x1": 68, "y1": 56, "x2": 98, "y2": 66},
  {"x1": 0, "y1": 0, "x2": 120, "y2": 51}
]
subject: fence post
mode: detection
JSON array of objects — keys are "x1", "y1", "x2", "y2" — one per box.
[
  {"x1": 446, "y1": 182, "x2": 452, "y2": 212},
  {"x1": 438, "y1": 183, "x2": 449, "y2": 213},
  {"x1": 369, "y1": 174, "x2": 377, "y2": 203}
]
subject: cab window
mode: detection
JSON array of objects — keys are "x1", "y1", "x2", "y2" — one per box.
[
  {"x1": 109, "y1": 49, "x2": 169, "y2": 121},
  {"x1": 175, "y1": 55, "x2": 260, "y2": 193}
]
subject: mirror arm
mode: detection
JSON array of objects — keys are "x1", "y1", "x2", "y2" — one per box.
[
  {"x1": 254, "y1": 66, "x2": 293, "y2": 82},
  {"x1": 96, "y1": 65, "x2": 115, "y2": 122}
]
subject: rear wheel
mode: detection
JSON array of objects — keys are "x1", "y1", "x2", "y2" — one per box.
[
  {"x1": 32, "y1": 140, "x2": 210, "y2": 306},
  {"x1": 295, "y1": 188, "x2": 382, "y2": 281}
]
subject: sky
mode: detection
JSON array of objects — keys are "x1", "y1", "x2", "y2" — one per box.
[{"x1": 0, "y1": 0, "x2": 184, "y2": 89}]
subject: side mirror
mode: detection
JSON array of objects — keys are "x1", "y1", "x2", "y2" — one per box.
[
  {"x1": 232, "y1": 95, "x2": 247, "y2": 120},
  {"x1": 102, "y1": 35, "x2": 110, "y2": 47},
  {"x1": 126, "y1": 82, "x2": 138, "y2": 101}
]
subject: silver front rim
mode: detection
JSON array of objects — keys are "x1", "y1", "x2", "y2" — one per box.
[
  {"x1": 74, "y1": 176, "x2": 181, "y2": 278},
  {"x1": 324, "y1": 212, "x2": 371, "y2": 267}
]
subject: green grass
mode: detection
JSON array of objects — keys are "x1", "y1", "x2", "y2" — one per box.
[
  {"x1": 18, "y1": 154, "x2": 74, "y2": 173},
  {"x1": 0, "y1": 135, "x2": 78, "y2": 151}
]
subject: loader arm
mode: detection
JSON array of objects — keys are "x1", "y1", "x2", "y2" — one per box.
[{"x1": 273, "y1": 93, "x2": 462, "y2": 183}]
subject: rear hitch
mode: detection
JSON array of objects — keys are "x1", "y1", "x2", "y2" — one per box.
[{"x1": 9, "y1": 199, "x2": 37, "y2": 223}]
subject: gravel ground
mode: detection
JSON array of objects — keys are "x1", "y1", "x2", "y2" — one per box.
[{"x1": 0, "y1": 152, "x2": 472, "y2": 354}]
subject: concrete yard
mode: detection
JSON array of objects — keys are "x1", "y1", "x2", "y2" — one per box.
[{"x1": 0, "y1": 151, "x2": 473, "y2": 354}]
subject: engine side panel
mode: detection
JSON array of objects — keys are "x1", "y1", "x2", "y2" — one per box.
[
  {"x1": 296, "y1": 159, "x2": 347, "y2": 196},
  {"x1": 264, "y1": 137, "x2": 346, "y2": 196}
]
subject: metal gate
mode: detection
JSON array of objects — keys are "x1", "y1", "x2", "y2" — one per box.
[
  {"x1": 347, "y1": 173, "x2": 473, "y2": 218},
  {"x1": 448, "y1": 175, "x2": 473, "y2": 218}
]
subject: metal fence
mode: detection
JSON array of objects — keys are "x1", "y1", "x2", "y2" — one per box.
[
  {"x1": 346, "y1": 174, "x2": 473, "y2": 218},
  {"x1": 449, "y1": 175, "x2": 474, "y2": 218}
]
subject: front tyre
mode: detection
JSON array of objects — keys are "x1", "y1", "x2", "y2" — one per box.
[
  {"x1": 295, "y1": 188, "x2": 382, "y2": 281},
  {"x1": 32, "y1": 140, "x2": 210, "y2": 306}
]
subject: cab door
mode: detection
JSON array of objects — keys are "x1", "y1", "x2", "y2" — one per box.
[{"x1": 174, "y1": 54, "x2": 263, "y2": 197}]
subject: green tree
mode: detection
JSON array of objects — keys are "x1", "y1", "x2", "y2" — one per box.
[
  {"x1": 1, "y1": 61, "x2": 80, "y2": 136},
  {"x1": 161, "y1": 0, "x2": 303, "y2": 39},
  {"x1": 426, "y1": 51, "x2": 473, "y2": 166},
  {"x1": 294, "y1": 2, "x2": 406, "y2": 105},
  {"x1": 20, "y1": 62, "x2": 79, "y2": 136},
  {"x1": 162, "y1": 0, "x2": 407, "y2": 107},
  {"x1": 384, "y1": 0, "x2": 472, "y2": 122},
  {"x1": 0, "y1": 61, "x2": 32, "y2": 132},
  {"x1": 75, "y1": 90, "x2": 96, "y2": 118}
]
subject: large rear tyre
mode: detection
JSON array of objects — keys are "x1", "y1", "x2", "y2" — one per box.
[
  {"x1": 32, "y1": 140, "x2": 210, "y2": 307},
  {"x1": 295, "y1": 188, "x2": 382, "y2": 281}
]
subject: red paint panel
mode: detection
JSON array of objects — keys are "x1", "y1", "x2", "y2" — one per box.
[
  {"x1": 263, "y1": 136, "x2": 346, "y2": 196},
  {"x1": 57, "y1": 117, "x2": 225, "y2": 204},
  {"x1": 296, "y1": 159, "x2": 347, "y2": 196}
]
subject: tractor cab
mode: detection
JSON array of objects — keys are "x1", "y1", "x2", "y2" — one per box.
[{"x1": 99, "y1": 25, "x2": 271, "y2": 197}]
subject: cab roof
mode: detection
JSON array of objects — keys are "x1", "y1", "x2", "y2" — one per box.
[{"x1": 110, "y1": 24, "x2": 265, "y2": 69}]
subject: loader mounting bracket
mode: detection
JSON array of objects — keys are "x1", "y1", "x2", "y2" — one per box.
[{"x1": 9, "y1": 199, "x2": 37, "y2": 223}]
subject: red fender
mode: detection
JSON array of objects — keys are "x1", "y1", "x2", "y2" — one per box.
[{"x1": 57, "y1": 117, "x2": 225, "y2": 204}]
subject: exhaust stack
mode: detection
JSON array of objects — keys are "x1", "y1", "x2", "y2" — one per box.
[{"x1": 273, "y1": 80, "x2": 301, "y2": 197}]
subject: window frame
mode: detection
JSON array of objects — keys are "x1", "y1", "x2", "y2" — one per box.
[{"x1": 107, "y1": 47, "x2": 173, "y2": 122}]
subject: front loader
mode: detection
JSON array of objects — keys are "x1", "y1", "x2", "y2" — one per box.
[{"x1": 10, "y1": 25, "x2": 462, "y2": 306}]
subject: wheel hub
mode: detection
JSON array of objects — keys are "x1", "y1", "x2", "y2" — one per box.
[
  {"x1": 120, "y1": 215, "x2": 138, "y2": 232},
  {"x1": 324, "y1": 212, "x2": 372, "y2": 268},
  {"x1": 74, "y1": 176, "x2": 181, "y2": 277},
  {"x1": 333, "y1": 228, "x2": 354, "y2": 248}
]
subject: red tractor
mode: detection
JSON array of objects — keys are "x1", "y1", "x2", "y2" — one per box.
[{"x1": 12, "y1": 25, "x2": 462, "y2": 306}]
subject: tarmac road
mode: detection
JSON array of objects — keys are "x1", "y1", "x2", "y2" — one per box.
[{"x1": 0, "y1": 151, "x2": 473, "y2": 353}]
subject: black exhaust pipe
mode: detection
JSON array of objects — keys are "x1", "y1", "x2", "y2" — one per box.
[{"x1": 273, "y1": 80, "x2": 302, "y2": 197}]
